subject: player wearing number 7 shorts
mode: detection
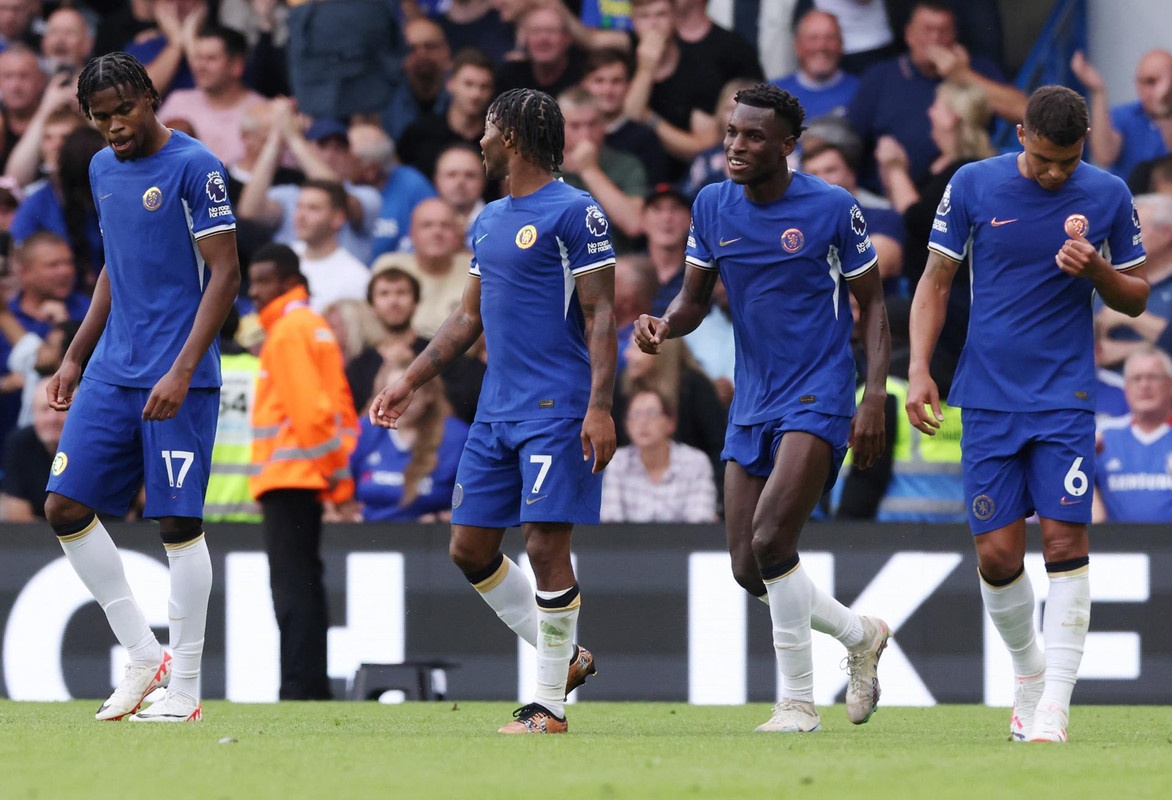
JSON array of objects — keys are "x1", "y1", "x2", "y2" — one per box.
[
  {"x1": 369, "y1": 88, "x2": 616, "y2": 734},
  {"x1": 907, "y1": 86, "x2": 1149, "y2": 743}
]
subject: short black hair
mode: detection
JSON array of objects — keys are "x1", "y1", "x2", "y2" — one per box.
[
  {"x1": 1023, "y1": 85, "x2": 1088, "y2": 148},
  {"x1": 76, "y1": 52, "x2": 160, "y2": 119},
  {"x1": 250, "y1": 243, "x2": 303, "y2": 284},
  {"x1": 734, "y1": 83, "x2": 806, "y2": 139},
  {"x1": 300, "y1": 179, "x2": 349, "y2": 211},
  {"x1": 198, "y1": 25, "x2": 249, "y2": 60},
  {"x1": 583, "y1": 47, "x2": 633, "y2": 80},
  {"x1": 368, "y1": 266, "x2": 421, "y2": 305},
  {"x1": 451, "y1": 47, "x2": 494, "y2": 80},
  {"x1": 486, "y1": 88, "x2": 564, "y2": 173}
]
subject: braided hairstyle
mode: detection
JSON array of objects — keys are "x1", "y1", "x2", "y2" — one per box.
[
  {"x1": 733, "y1": 83, "x2": 806, "y2": 140},
  {"x1": 76, "y1": 52, "x2": 161, "y2": 120},
  {"x1": 486, "y1": 88, "x2": 564, "y2": 174}
]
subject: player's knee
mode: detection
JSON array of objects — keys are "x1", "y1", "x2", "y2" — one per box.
[
  {"x1": 45, "y1": 494, "x2": 94, "y2": 534},
  {"x1": 449, "y1": 536, "x2": 493, "y2": 575},
  {"x1": 977, "y1": 548, "x2": 1024, "y2": 583},
  {"x1": 730, "y1": 560, "x2": 764, "y2": 595},
  {"x1": 158, "y1": 516, "x2": 204, "y2": 546}
]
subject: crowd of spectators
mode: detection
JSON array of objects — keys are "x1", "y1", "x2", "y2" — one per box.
[{"x1": 0, "y1": 0, "x2": 1169, "y2": 525}]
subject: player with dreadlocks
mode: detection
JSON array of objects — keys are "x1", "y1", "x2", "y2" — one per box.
[
  {"x1": 44, "y1": 52, "x2": 240, "y2": 722},
  {"x1": 371, "y1": 88, "x2": 616, "y2": 734},
  {"x1": 637, "y1": 82, "x2": 893, "y2": 733}
]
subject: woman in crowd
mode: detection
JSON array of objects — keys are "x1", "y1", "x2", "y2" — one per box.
[
  {"x1": 322, "y1": 297, "x2": 389, "y2": 414},
  {"x1": 601, "y1": 388, "x2": 717, "y2": 523},
  {"x1": 350, "y1": 358, "x2": 468, "y2": 523}
]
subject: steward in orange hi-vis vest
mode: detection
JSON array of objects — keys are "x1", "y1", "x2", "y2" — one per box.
[{"x1": 249, "y1": 285, "x2": 357, "y2": 504}]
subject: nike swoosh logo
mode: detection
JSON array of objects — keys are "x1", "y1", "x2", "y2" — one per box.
[
  {"x1": 475, "y1": 234, "x2": 489, "y2": 244},
  {"x1": 719, "y1": 237, "x2": 743, "y2": 246},
  {"x1": 99, "y1": 193, "x2": 113, "y2": 202},
  {"x1": 990, "y1": 218, "x2": 1019, "y2": 227},
  {"x1": 525, "y1": 494, "x2": 547, "y2": 505},
  {"x1": 1059, "y1": 497, "x2": 1083, "y2": 506}
]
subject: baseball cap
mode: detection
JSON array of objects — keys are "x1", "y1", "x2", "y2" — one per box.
[
  {"x1": 644, "y1": 183, "x2": 690, "y2": 209},
  {"x1": 305, "y1": 118, "x2": 349, "y2": 144}
]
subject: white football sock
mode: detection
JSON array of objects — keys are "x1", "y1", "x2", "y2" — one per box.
[
  {"x1": 764, "y1": 562, "x2": 814, "y2": 703},
  {"x1": 58, "y1": 518, "x2": 162, "y2": 665},
  {"x1": 1039, "y1": 565, "x2": 1090, "y2": 711},
  {"x1": 980, "y1": 569, "x2": 1046, "y2": 678},
  {"x1": 472, "y1": 556, "x2": 537, "y2": 646},
  {"x1": 165, "y1": 534, "x2": 212, "y2": 700},
  {"x1": 533, "y1": 588, "x2": 578, "y2": 718},
  {"x1": 811, "y1": 585, "x2": 865, "y2": 648},
  {"x1": 757, "y1": 583, "x2": 863, "y2": 647}
]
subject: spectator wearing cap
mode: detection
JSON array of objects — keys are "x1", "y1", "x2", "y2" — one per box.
[
  {"x1": 558, "y1": 86, "x2": 647, "y2": 256},
  {"x1": 580, "y1": 48, "x2": 674, "y2": 187},
  {"x1": 771, "y1": 10, "x2": 857, "y2": 121},
  {"x1": 642, "y1": 183, "x2": 690, "y2": 316},
  {"x1": 156, "y1": 25, "x2": 265, "y2": 167},
  {"x1": 237, "y1": 105, "x2": 384, "y2": 264}
]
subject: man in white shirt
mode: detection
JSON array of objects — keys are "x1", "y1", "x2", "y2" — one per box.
[{"x1": 291, "y1": 180, "x2": 370, "y2": 313}]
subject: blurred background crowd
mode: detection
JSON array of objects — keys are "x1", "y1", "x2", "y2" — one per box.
[{"x1": 0, "y1": 0, "x2": 1169, "y2": 527}]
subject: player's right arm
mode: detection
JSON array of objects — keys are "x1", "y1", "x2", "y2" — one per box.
[
  {"x1": 906, "y1": 251, "x2": 959, "y2": 435},
  {"x1": 47, "y1": 267, "x2": 112, "y2": 411},
  {"x1": 634, "y1": 265, "x2": 716, "y2": 354},
  {"x1": 369, "y1": 276, "x2": 484, "y2": 427}
]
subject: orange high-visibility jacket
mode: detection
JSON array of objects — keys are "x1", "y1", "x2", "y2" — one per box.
[{"x1": 249, "y1": 285, "x2": 357, "y2": 504}]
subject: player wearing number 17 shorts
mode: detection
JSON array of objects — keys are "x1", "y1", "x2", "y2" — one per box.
[
  {"x1": 370, "y1": 88, "x2": 616, "y2": 734},
  {"x1": 908, "y1": 86, "x2": 1148, "y2": 743},
  {"x1": 43, "y1": 53, "x2": 240, "y2": 723}
]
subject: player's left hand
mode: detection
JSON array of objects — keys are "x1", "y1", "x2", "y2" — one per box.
[
  {"x1": 142, "y1": 369, "x2": 191, "y2": 421},
  {"x1": 581, "y1": 406, "x2": 616, "y2": 474},
  {"x1": 849, "y1": 390, "x2": 886, "y2": 469},
  {"x1": 1055, "y1": 237, "x2": 1101, "y2": 279}
]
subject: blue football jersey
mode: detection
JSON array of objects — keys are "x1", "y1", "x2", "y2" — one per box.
[
  {"x1": 685, "y1": 174, "x2": 878, "y2": 425},
  {"x1": 87, "y1": 131, "x2": 236, "y2": 389},
  {"x1": 929, "y1": 154, "x2": 1145, "y2": 412},
  {"x1": 470, "y1": 180, "x2": 615, "y2": 421},
  {"x1": 1095, "y1": 418, "x2": 1172, "y2": 522}
]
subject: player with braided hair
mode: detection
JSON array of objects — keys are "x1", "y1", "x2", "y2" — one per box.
[
  {"x1": 371, "y1": 88, "x2": 616, "y2": 734},
  {"x1": 44, "y1": 52, "x2": 240, "y2": 722}
]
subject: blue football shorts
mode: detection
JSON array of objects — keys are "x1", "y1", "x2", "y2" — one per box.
[
  {"x1": 961, "y1": 407, "x2": 1095, "y2": 534},
  {"x1": 451, "y1": 418, "x2": 602, "y2": 528},
  {"x1": 46, "y1": 377, "x2": 219, "y2": 519},
  {"x1": 722, "y1": 408, "x2": 851, "y2": 495}
]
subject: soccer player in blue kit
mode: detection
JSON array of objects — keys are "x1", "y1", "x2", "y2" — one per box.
[
  {"x1": 43, "y1": 53, "x2": 241, "y2": 722},
  {"x1": 370, "y1": 88, "x2": 616, "y2": 735},
  {"x1": 636, "y1": 84, "x2": 893, "y2": 734},
  {"x1": 908, "y1": 86, "x2": 1149, "y2": 742}
]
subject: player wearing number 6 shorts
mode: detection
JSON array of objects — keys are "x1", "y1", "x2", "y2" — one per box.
[
  {"x1": 908, "y1": 86, "x2": 1149, "y2": 743},
  {"x1": 369, "y1": 89, "x2": 616, "y2": 734}
]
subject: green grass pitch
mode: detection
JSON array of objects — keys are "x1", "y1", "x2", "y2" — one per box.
[{"x1": 1, "y1": 701, "x2": 1169, "y2": 799}]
